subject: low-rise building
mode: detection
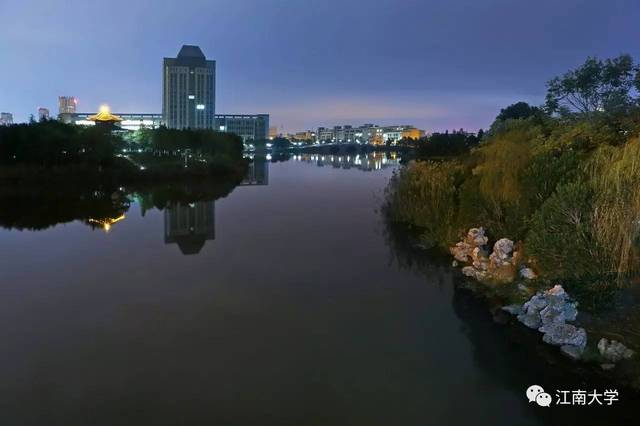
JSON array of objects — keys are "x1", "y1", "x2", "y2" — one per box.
[
  {"x1": 215, "y1": 114, "x2": 269, "y2": 142},
  {"x1": 0, "y1": 112, "x2": 13, "y2": 125},
  {"x1": 315, "y1": 123, "x2": 425, "y2": 144},
  {"x1": 60, "y1": 112, "x2": 163, "y2": 130}
]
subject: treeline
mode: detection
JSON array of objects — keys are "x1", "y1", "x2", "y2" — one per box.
[
  {"x1": 131, "y1": 127, "x2": 243, "y2": 160},
  {"x1": 385, "y1": 54, "x2": 640, "y2": 293},
  {"x1": 0, "y1": 119, "x2": 119, "y2": 167},
  {"x1": 415, "y1": 130, "x2": 483, "y2": 157},
  {"x1": 0, "y1": 121, "x2": 245, "y2": 177}
]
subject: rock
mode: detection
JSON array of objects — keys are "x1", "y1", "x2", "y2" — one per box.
[
  {"x1": 560, "y1": 344, "x2": 584, "y2": 360},
  {"x1": 452, "y1": 260, "x2": 459, "y2": 267},
  {"x1": 523, "y1": 293, "x2": 548, "y2": 313},
  {"x1": 467, "y1": 227, "x2": 488, "y2": 247},
  {"x1": 451, "y1": 242, "x2": 473, "y2": 262},
  {"x1": 492, "y1": 238, "x2": 514, "y2": 261},
  {"x1": 462, "y1": 266, "x2": 486, "y2": 281},
  {"x1": 538, "y1": 304, "x2": 566, "y2": 331},
  {"x1": 545, "y1": 285, "x2": 567, "y2": 299},
  {"x1": 502, "y1": 304, "x2": 523, "y2": 315},
  {"x1": 518, "y1": 312, "x2": 542, "y2": 329},
  {"x1": 600, "y1": 363, "x2": 616, "y2": 371},
  {"x1": 541, "y1": 323, "x2": 587, "y2": 349},
  {"x1": 520, "y1": 267, "x2": 537, "y2": 280},
  {"x1": 471, "y1": 247, "x2": 489, "y2": 271},
  {"x1": 597, "y1": 338, "x2": 635, "y2": 362}
]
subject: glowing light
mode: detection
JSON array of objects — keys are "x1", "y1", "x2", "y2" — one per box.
[
  {"x1": 87, "y1": 213, "x2": 126, "y2": 233},
  {"x1": 99, "y1": 104, "x2": 111, "y2": 114},
  {"x1": 196, "y1": 104, "x2": 205, "y2": 110}
]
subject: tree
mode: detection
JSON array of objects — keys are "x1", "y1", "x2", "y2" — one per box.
[
  {"x1": 495, "y1": 102, "x2": 540, "y2": 122},
  {"x1": 545, "y1": 54, "x2": 640, "y2": 115}
]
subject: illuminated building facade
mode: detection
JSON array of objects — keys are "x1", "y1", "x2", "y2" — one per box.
[
  {"x1": 58, "y1": 96, "x2": 77, "y2": 115},
  {"x1": 163, "y1": 45, "x2": 216, "y2": 129},
  {"x1": 315, "y1": 123, "x2": 424, "y2": 144},
  {"x1": 0, "y1": 112, "x2": 13, "y2": 125},
  {"x1": 61, "y1": 112, "x2": 163, "y2": 130},
  {"x1": 215, "y1": 114, "x2": 269, "y2": 142}
]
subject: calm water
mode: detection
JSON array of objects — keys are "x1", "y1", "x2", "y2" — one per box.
[{"x1": 0, "y1": 153, "x2": 636, "y2": 425}]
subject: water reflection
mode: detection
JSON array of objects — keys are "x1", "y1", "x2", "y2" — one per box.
[
  {"x1": 164, "y1": 202, "x2": 216, "y2": 255},
  {"x1": 292, "y1": 152, "x2": 400, "y2": 171}
]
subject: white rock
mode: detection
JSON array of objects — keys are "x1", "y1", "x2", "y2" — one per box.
[
  {"x1": 467, "y1": 227, "x2": 488, "y2": 247},
  {"x1": 493, "y1": 238, "x2": 514, "y2": 260},
  {"x1": 542, "y1": 323, "x2": 587, "y2": 349},
  {"x1": 597, "y1": 338, "x2": 635, "y2": 362}
]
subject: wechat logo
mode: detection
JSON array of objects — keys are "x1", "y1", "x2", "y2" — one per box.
[{"x1": 527, "y1": 385, "x2": 552, "y2": 407}]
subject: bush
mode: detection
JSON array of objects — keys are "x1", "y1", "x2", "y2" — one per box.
[
  {"x1": 525, "y1": 181, "x2": 605, "y2": 280},
  {"x1": 384, "y1": 160, "x2": 464, "y2": 247}
]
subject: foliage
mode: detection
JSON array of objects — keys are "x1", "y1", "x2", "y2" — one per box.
[
  {"x1": 415, "y1": 130, "x2": 480, "y2": 158},
  {"x1": 385, "y1": 55, "x2": 640, "y2": 288},
  {"x1": 525, "y1": 181, "x2": 605, "y2": 280},
  {"x1": 384, "y1": 160, "x2": 464, "y2": 247},
  {"x1": 545, "y1": 54, "x2": 640, "y2": 115},
  {"x1": 0, "y1": 119, "x2": 117, "y2": 167},
  {"x1": 587, "y1": 138, "x2": 640, "y2": 278},
  {"x1": 496, "y1": 102, "x2": 541, "y2": 122}
]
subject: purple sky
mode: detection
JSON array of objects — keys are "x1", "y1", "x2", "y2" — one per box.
[{"x1": 1, "y1": 0, "x2": 639, "y2": 132}]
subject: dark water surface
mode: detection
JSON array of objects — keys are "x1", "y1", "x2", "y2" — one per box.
[{"x1": 0, "y1": 154, "x2": 636, "y2": 425}]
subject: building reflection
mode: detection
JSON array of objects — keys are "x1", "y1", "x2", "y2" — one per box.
[
  {"x1": 163, "y1": 158, "x2": 270, "y2": 255},
  {"x1": 241, "y1": 156, "x2": 269, "y2": 185},
  {"x1": 164, "y1": 202, "x2": 215, "y2": 255},
  {"x1": 292, "y1": 152, "x2": 400, "y2": 171}
]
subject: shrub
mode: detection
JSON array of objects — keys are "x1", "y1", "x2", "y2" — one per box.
[{"x1": 526, "y1": 181, "x2": 606, "y2": 280}]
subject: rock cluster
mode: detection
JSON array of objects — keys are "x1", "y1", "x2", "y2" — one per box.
[
  {"x1": 597, "y1": 338, "x2": 635, "y2": 363},
  {"x1": 503, "y1": 285, "x2": 587, "y2": 359},
  {"x1": 451, "y1": 228, "x2": 529, "y2": 283}
]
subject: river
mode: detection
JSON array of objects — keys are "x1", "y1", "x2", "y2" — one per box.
[{"x1": 0, "y1": 152, "x2": 636, "y2": 425}]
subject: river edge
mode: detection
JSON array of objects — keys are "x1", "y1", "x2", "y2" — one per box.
[{"x1": 385, "y1": 221, "x2": 640, "y2": 395}]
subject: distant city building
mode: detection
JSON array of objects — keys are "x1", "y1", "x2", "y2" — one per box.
[
  {"x1": 215, "y1": 114, "x2": 269, "y2": 142},
  {"x1": 268, "y1": 126, "x2": 279, "y2": 140},
  {"x1": 58, "y1": 96, "x2": 78, "y2": 115},
  {"x1": 0, "y1": 112, "x2": 13, "y2": 126},
  {"x1": 37, "y1": 107, "x2": 50, "y2": 121},
  {"x1": 61, "y1": 111, "x2": 163, "y2": 130},
  {"x1": 315, "y1": 123, "x2": 424, "y2": 144},
  {"x1": 290, "y1": 130, "x2": 316, "y2": 142},
  {"x1": 164, "y1": 201, "x2": 215, "y2": 255},
  {"x1": 163, "y1": 45, "x2": 216, "y2": 129}
]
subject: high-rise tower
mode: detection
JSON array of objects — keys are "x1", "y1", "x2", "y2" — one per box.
[{"x1": 162, "y1": 45, "x2": 216, "y2": 129}]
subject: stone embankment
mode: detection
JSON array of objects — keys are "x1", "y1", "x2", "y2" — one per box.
[{"x1": 451, "y1": 227, "x2": 635, "y2": 368}]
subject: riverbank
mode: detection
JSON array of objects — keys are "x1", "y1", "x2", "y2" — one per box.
[{"x1": 382, "y1": 55, "x2": 640, "y2": 389}]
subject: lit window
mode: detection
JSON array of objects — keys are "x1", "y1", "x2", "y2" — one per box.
[
  {"x1": 188, "y1": 95, "x2": 195, "y2": 100},
  {"x1": 196, "y1": 104, "x2": 205, "y2": 110}
]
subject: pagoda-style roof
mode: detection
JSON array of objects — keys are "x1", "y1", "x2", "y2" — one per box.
[{"x1": 88, "y1": 105, "x2": 122, "y2": 122}]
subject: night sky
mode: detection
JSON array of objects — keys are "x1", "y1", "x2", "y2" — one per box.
[{"x1": 1, "y1": 0, "x2": 639, "y2": 131}]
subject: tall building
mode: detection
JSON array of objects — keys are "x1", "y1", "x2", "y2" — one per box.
[
  {"x1": 58, "y1": 96, "x2": 77, "y2": 115},
  {"x1": 38, "y1": 107, "x2": 50, "y2": 121},
  {"x1": 215, "y1": 114, "x2": 269, "y2": 142},
  {"x1": 0, "y1": 112, "x2": 13, "y2": 125},
  {"x1": 163, "y1": 45, "x2": 216, "y2": 129}
]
